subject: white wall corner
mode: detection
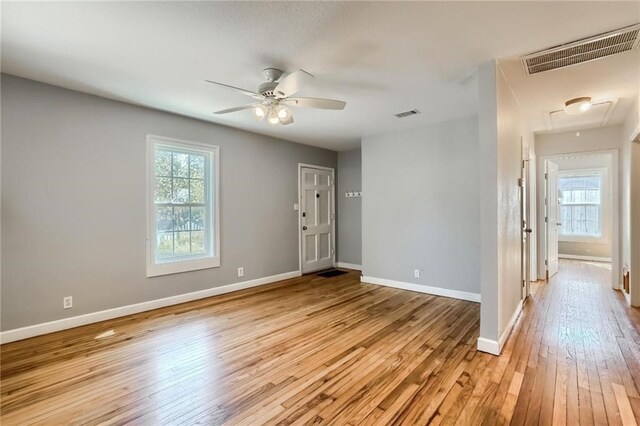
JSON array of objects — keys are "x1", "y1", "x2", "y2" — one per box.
[
  {"x1": 0, "y1": 270, "x2": 302, "y2": 344},
  {"x1": 478, "y1": 299, "x2": 523, "y2": 356},
  {"x1": 361, "y1": 275, "x2": 481, "y2": 303},
  {"x1": 336, "y1": 262, "x2": 362, "y2": 271}
]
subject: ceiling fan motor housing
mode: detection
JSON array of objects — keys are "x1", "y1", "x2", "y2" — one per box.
[{"x1": 259, "y1": 81, "x2": 279, "y2": 98}]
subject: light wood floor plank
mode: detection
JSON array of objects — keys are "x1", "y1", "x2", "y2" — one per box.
[{"x1": 1, "y1": 260, "x2": 639, "y2": 425}]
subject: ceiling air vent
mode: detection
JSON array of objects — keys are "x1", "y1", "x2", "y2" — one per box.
[
  {"x1": 521, "y1": 23, "x2": 640, "y2": 75},
  {"x1": 394, "y1": 109, "x2": 420, "y2": 118}
]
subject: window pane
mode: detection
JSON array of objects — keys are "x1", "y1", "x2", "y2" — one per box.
[
  {"x1": 172, "y1": 152, "x2": 189, "y2": 178},
  {"x1": 174, "y1": 231, "x2": 191, "y2": 255},
  {"x1": 156, "y1": 206, "x2": 173, "y2": 232},
  {"x1": 155, "y1": 150, "x2": 172, "y2": 177},
  {"x1": 190, "y1": 155, "x2": 205, "y2": 179},
  {"x1": 558, "y1": 173, "x2": 601, "y2": 237},
  {"x1": 150, "y1": 139, "x2": 216, "y2": 268},
  {"x1": 173, "y1": 178, "x2": 189, "y2": 203},
  {"x1": 157, "y1": 232, "x2": 174, "y2": 258},
  {"x1": 190, "y1": 179, "x2": 204, "y2": 203},
  {"x1": 191, "y1": 231, "x2": 205, "y2": 254},
  {"x1": 174, "y1": 206, "x2": 190, "y2": 231},
  {"x1": 191, "y1": 207, "x2": 205, "y2": 230},
  {"x1": 155, "y1": 177, "x2": 172, "y2": 202}
]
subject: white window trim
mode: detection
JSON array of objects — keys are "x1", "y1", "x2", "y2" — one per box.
[
  {"x1": 146, "y1": 134, "x2": 220, "y2": 277},
  {"x1": 558, "y1": 168, "x2": 607, "y2": 244}
]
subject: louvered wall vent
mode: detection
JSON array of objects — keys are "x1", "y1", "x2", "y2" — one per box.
[
  {"x1": 521, "y1": 23, "x2": 640, "y2": 75},
  {"x1": 394, "y1": 109, "x2": 420, "y2": 118}
]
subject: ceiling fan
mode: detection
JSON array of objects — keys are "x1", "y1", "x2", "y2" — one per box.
[{"x1": 206, "y1": 68, "x2": 346, "y2": 126}]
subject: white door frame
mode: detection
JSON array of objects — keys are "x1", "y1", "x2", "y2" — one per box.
[
  {"x1": 297, "y1": 163, "x2": 336, "y2": 273},
  {"x1": 529, "y1": 151, "x2": 538, "y2": 282},
  {"x1": 521, "y1": 140, "x2": 531, "y2": 300},
  {"x1": 545, "y1": 159, "x2": 560, "y2": 279},
  {"x1": 538, "y1": 149, "x2": 620, "y2": 289}
]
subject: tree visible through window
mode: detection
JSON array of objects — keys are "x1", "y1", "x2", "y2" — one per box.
[
  {"x1": 147, "y1": 135, "x2": 219, "y2": 277},
  {"x1": 154, "y1": 148, "x2": 207, "y2": 258},
  {"x1": 558, "y1": 172, "x2": 601, "y2": 238}
]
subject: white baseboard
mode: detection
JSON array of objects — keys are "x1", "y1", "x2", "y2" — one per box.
[
  {"x1": 336, "y1": 262, "x2": 362, "y2": 271},
  {"x1": 360, "y1": 275, "x2": 481, "y2": 303},
  {"x1": 477, "y1": 299, "x2": 523, "y2": 356},
  {"x1": 559, "y1": 254, "x2": 611, "y2": 262},
  {"x1": 0, "y1": 270, "x2": 301, "y2": 344},
  {"x1": 477, "y1": 337, "x2": 500, "y2": 355}
]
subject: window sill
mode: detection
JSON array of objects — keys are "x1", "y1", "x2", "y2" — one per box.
[
  {"x1": 559, "y1": 236, "x2": 607, "y2": 245},
  {"x1": 147, "y1": 256, "x2": 220, "y2": 277}
]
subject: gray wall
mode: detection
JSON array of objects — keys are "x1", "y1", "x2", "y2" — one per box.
[
  {"x1": 337, "y1": 149, "x2": 361, "y2": 266},
  {"x1": 1, "y1": 74, "x2": 337, "y2": 331},
  {"x1": 361, "y1": 115, "x2": 481, "y2": 296}
]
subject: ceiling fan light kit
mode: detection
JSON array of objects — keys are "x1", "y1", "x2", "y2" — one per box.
[
  {"x1": 253, "y1": 105, "x2": 266, "y2": 120},
  {"x1": 207, "y1": 68, "x2": 346, "y2": 126}
]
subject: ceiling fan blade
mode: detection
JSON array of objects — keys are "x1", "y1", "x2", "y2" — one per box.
[
  {"x1": 283, "y1": 97, "x2": 346, "y2": 110},
  {"x1": 205, "y1": 80, "x2": 262, "y2": 99},
  {"x1": 274, "y1": 70, "x2": 313, "y2": 98},
  {"x1": 213, "y1": 104, "x2": 258, "y2": 114}
]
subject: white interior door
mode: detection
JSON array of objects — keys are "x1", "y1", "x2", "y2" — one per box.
[
  {"x1": 521, "y1": 145, "x2": 531, "y2": 300},
  {"x1": 300, "y1": 167, "x2": 334, "y2": 273},
  {"x1": 546, "y1": 160, "x2": 560, "y2": 278}
]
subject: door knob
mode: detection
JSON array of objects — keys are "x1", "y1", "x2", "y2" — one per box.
[
  {"x1": 524, "y1": 228, "x2": 532, "y2": 233},
  {"x1": 302, "y1": 226, "x2": 307, "y2": 230},
  {"x1": 556, "y1": 222, "x2": 562, "y2": 226}
]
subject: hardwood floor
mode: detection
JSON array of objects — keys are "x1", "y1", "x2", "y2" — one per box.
[{"x1": 1, "y1": 260, "x2": 639, "y2": 425}]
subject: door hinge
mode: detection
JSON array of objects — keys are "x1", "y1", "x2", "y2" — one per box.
[
  {"x1": 545, "y1": 216, "x2": 548, "y2": 223},
  {"x1": 518, "y1": 177, "x2": 523, "y2": 187},
  {"x1": 545, "y1": 259, "x2": 548, "y2": 266},
  {"x1": 544, "y1": 173, "x2": 548, "y2": 180},
  {"x1": 330, "y1": 213, "x2": 335, "y2": 220},
  {"x1": 331, "y1": 248, "x2": 335, "y2": 255}
]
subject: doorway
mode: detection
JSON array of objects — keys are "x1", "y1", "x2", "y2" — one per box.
[
  {"x1": 540, "y1": 150, "x2": 619, "y2": 288},
  {"x1": 298, "y1": 164, "x2": 335, "y2": 274}
]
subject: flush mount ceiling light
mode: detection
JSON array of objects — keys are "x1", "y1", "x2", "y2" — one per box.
[
  {"x1": 206, "y1": 68, "x2": 346, "y2": 126},
  {"x1": 564, "y1": 97, "x2": 592, "y2": 115}
]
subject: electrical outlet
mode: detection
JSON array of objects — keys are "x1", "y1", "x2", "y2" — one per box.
[
  {"x1": 414, "y1": 269, "x2": 420, "y2": 278},
  {"x1": 63, "y1": 296, "x2": 73, "y2": 309},
  {"x1": 238, "y1": 267, "x2": 244, "y2": 277}
]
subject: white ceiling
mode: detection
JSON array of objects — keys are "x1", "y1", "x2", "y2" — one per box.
[
  {"x1": 2, "y1": 2, "x2": 639, "y2": 151},
  {"x1": 500, "y1": 44, "x2": 639, "y2": 134}
]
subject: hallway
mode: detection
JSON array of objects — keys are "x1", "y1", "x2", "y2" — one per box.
[{"x1": 505, "y1": 259, "x2": 640, "y2": 425}]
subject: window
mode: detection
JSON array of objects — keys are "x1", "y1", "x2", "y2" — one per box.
[
  {"x1": 558, "y1": 171, "x2": 602, "y2": 240},
  {"x1": 146, "y1": 135, "x2": 219, "y2": 277}
]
